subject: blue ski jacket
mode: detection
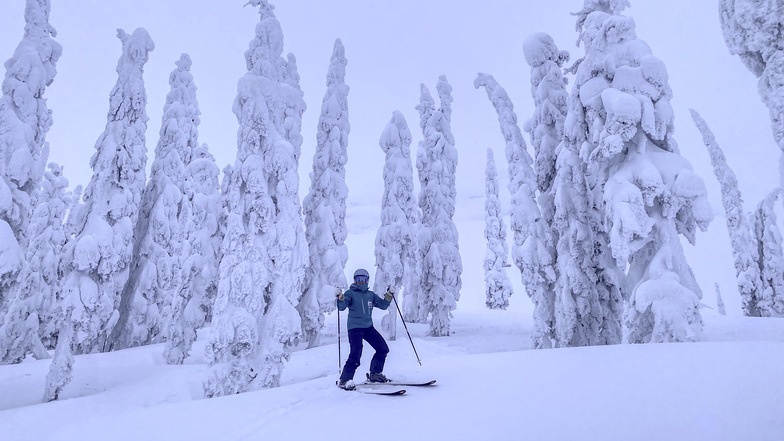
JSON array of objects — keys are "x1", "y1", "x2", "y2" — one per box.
[{"x1": 337, "y1": 283, "x2": 391, "y2": 330}]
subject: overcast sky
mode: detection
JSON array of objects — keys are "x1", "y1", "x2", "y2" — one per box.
[{"x1": 0, "y1": 0, "x2": 777, "y2": 218}]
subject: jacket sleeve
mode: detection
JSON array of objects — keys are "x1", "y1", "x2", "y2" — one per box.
[
  {"x1": 337, "y1": 290, "x2": 351, "y2": 311},
  {"x1": 372, "y1": 292, "x2": 391, "y2": 310}
]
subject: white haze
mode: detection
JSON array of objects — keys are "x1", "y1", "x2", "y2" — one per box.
[{"x1": 0, "y1": 1, "x2": 783, "y2": 439}]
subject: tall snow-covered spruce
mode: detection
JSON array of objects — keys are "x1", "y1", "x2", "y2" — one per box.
[
  {"x1": 0, "y1": 0, "x2": 61, "y2": 315},
  {"x1": 523, "y1": 32, "x2": 570, "y2": 218},
  {"x1": 752, "y1": 190, "x2": 784, "y2": 316},
  {"x1": 376, "y1": 110, "x2": 419, "y2": 340},
  {"x1": 719, "y1": 0, "x2": 784, "y2": 204},
  {"x1": 483, "y1": 148, "x2": 513, "y2": 310},
  {"x1": 45, "y1": 28, "x2": 154, "y2": 400},
  {"x1": 111, "y1": 54, "x2": 202, "y2": 350},
  {"x1": 204, "y1": 0, "x2": 308, "y2": 397},
  {"x1": 523, "y1": 32, "x2": 570, "y2": 345},
  {"x1": 573, "y1": 1, "x2": 712, "y2": 343},
  {"x1": 1, "y1": 164, "x2": 71, "y2": 363},
  {"x1": 416, "y1": 76, "x2": 462, "y2": 336},
  {"x1": 474, "y1": 73, "x2": 555, "y2": 348},
  {"x1": 299, "y1": 39, "x2": 349, "y2": 348},
  {"x1": 690, "y1": 109, "x2": 763, "y2": 316},
  {"x1": 165, "y1": 144, "x2": 221, "y2": 364}
]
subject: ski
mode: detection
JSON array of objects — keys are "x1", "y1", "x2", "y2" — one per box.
[
  {"x1": 337, "y1": 381, "x2": 406, "y2": 395},
  {"x1": 354, "y1": 388, "x2": 406, "y2": 396},
  {"x1": 358, "y1": 379, "x2": 436, "y2": 387}
]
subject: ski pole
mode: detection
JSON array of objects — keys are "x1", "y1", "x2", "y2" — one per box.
[
  {"x1": 391, "y1": 293, "x2": 422, "y2": 366},
  {"x1": 337, "y1": 301, "x2": 342, "y2": 374}
]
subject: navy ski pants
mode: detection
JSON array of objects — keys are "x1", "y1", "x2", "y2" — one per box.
[{"x1": 340, "y1": 326, "x2": 388, "y2": 382}]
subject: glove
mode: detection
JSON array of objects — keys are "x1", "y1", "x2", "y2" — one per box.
[
  {"x1": 388, "y1": 285, "x2": 397, "y2": 295},
  {"x1": 384, "y1": 286, "x2": 396, "y2": 301},
  {"x1": 335, "y1": 288, "x2": 345, "y2": 302}
]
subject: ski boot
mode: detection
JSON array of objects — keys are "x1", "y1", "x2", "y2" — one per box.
[
  {"x1": 337, "y1": 379, "x2": 356, "y2": 390},
  {"x1": 366, "y1": 372, "x2": 390, "y2": 383}
]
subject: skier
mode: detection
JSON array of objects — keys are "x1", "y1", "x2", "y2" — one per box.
[{"x1": 336, "y1": 268, "x2": 396, "y2": 390}]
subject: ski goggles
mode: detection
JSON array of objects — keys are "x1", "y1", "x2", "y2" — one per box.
[{"x1": 354, "y1": 275, "x2": 369, "y2": 284}]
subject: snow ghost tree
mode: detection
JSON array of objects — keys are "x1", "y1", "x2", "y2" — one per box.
[
  {"x1": 416, "y1": 76, "x2": 462, "y2": 336},
  {"x1": 715, "y1": 283, "x2": 727, "y2": 316},
  {"x1": 1, "y1": 163, "x2": 70, "y2": 363},
  {"x1": 204, "y1": 0, "x2": 308, "y2": 397},
  {"x1": 0, "y1": 0, "x2": 61, "y2": 314},
  {"x1": 690, "y1": 109, "x2": 763, "y2": 316},
  {"x1": 752, "y1": 190, "x2": 784, "y2": 316},
  {"x1": 164, "y1": 145, "x2": 220, "y2": 364},
  {"x1": 45, "y1": 28, "x2": 154, "y2": 400},
  {"x1": 376, "y1": 110, "x2": 419, "y2": 340},
  {"x1": 523, "y1": 32, "x2": 569, "y2": 345},
  {"x1": 111, "y1": 54, "x2": 202, "y2": 350},
  {"x1": 523, "y1": 32, "x2": 570, "y2": 221},
  {"x1": 299, "y1": 39, "x2": 349, "y2": 348},
  {"x1": 719, "y1": 0, "x2": 784, "y2": 200},
  {"x1": 474, "y1": 73, "x2": 555, "y2": 348},
  {"x1": 483, "y1": 148, "x2": 513, "y2": 310},
  {"x1": 573, "y1": 2, "x2": 712, "y2": 343},
  {"x1": 58, "y1": 27, "x2": 154, "y2": 354}
]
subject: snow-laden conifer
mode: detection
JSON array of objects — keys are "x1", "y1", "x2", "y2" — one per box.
[
  {"x1": 752, "y1": 190, "x2": 784, "y2": 315},
  {"x1": 523, "y1": 32, "x2": 569, "y2": 344},
  {"x1": 204, "y1": 0, "x2": 308, "y2": 396},
  {"x1": 690, "y1": 109, "x2": 763, "y2": 316},
  {"x1": 523, "y1": 32, "x2": 570, "y2": 200},
  {"x1": 299, "y1": 39, "x2": 349, "y2": 348},
  {"x1": 719, "y1": 0, "x2": 784, "y2": 195},
  {"x1": 416, "y1": 77, "x2": 462, "y2": 336},
  {"x1": 483, "y1": 148, "x2": 513, "y2": 310},
  {"x1": 164, "y1": 145, "x2": 220, "y2": 364},
  {"x1": 715, "y1": 283, "x2": 727, "y2": 316},
  {"x1": 57, "y1": 28, "x2": 154, "y2": 355},
  {"x1": 1, "y1": 163, "x2": 70, "y2": 363},
  {"x1": 550, "y1": 136, "x2": 604, "y2": 347},
  {"x1": 44, "y1": 28, "x2": 154, "y2": 400},
  {"x1": 0, "y1": 0, "x2": 61, "y2": 312},
  {"x1": 573, "y1": 3, "x2": 712, "y2": 343},
  {"x1": 474, "y1": 73, "x2": 555, "y2": 347},
  {"x1": 376, "y1": 110, "x2": 419, "y2": 339},
  {"x1": 111, "y1": 54, "x2": 201, "y2": 350}
]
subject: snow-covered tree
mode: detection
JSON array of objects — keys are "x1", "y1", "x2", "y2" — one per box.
[
  {"x1": 523, "y1": 32, "x2": 570, "y2": 203},
  {"x1": 719, "y1": 0, "x2": 784, "y2": 198},
  {"x1": 0, "y1": 0, "x2": 61, "y2": 313},
  {"x1": 474, "y1": 73, "x2": 555, "y2": 348},
  {"x1": 376, "y1": 110, "x2": 419, "y2": 340},
  {"x1": 690, "y1": 109, "x2": 763, "y2": 316},
  {"x1": 573, "y1": 2, "x2": 712, "y2": 343},
  {"x1": 483, "y1": 148, "x2": 513, "y2": 310},
  {"x1": 550, "y1": 134, "x2": 605, "y2": 347},
  {"x1": 109, "y1": 54, "x2": 201, "y2": 350},
  {"x1": 165, "y1": 145, "x2": 221, "y2": 364},
  {"x1": 299, "y1": 39, "x2": 349, "y2": 348},
  {"x1": 752, "y1": 189, "x2": 784, "y2": 315},
  {"x1": 416, "y1": 76, "x2": 462, "y2": 337},
  {"x1": 715, "y1": 283, "x2": 727, "y2": 316},
  {"x1": 1, "y1": 163, "x2": 70, "y2": 363},
  {"x1": 523, "y1": 32, "x2": 569, "y2": 345},
  {"x1": 204, "y1": 0, "x2": 308, "y2": 397},
  {"x1": 44, "y1": 28, "x2": 154, "y2": 400},
  {"x1": 57, "y1": 28, "x2": 154, "y2": 355}
]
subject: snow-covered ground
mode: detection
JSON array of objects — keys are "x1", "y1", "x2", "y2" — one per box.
[
  {"x1": 2, "y1": 202, "x2": 784, "y2": 441},
  {"x1": 2, "y1": 307, "x2": 783, "y2": 441}
]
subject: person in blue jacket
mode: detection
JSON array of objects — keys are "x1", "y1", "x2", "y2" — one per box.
[{"x1": 336, "y1": 268, "x2": 396, "y2": 390}]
